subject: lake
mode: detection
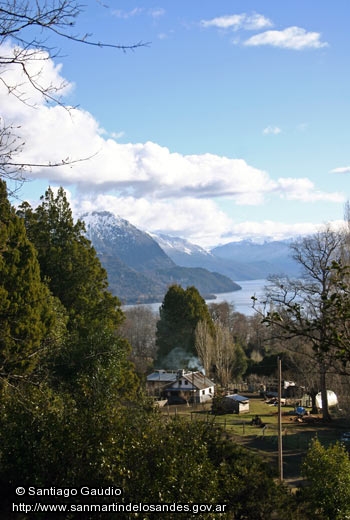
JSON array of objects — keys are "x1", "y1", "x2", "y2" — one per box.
[
  {"x1": 125, "y1": 279, "x2": 267, "y2": 317},
  {"x1": 209, "y1": 279, "x2": 267, "y2": 316}
]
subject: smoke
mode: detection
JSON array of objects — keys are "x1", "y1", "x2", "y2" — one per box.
[
  {"x1": 160, "y1": 347, "x2": 204, "y2": 373},
  {"x1": 188, "y1": 356, "x2": 205, "y2": 374}
]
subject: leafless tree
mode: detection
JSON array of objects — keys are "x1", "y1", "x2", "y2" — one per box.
[
  {"x1": 0, "y1": 1, "x2": 147, "y2": 190},
  {"x1": 119, "y1": 306, "x2": 157, "y2": 374},
  {"x1": 253, "y1": 226, "x2": 350, "y2": 421},
  {"x1": 212, "y1": 322, "x2": 235, "y2": 389},
  {"x1": 194, "y1": 319, "x2": 213, "y2": 376}
]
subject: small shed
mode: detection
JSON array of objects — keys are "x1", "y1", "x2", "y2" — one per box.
[{"x1": 221, "y1": 394, "x2": 250, "y2": 414}]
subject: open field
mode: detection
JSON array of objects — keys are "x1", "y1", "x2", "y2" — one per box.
[{"x1": 160, "y1": 393, "x2": 350, "y2": 488}]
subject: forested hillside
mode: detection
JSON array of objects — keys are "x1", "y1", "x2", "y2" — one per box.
[
  {"x1": 82, "y1": 211, "x2": 240, "y2": 303},
  {"x1": 0, "y1": 181, "x2": 295, "y2": 519}
]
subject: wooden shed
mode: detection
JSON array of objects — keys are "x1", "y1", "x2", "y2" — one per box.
[{"x1": 221, "y1": 394, "x2": 250, "y2": 414}]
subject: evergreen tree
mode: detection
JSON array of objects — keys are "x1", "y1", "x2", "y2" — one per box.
[
  {"x1": 0, "y1": 185, "x2": 139, "y2": 514},
  {"x1": 0, "y1": 180, "x2": 55, "y2": 382},
  {"x1": 299, "y1": 437, "x2": 350, "y2": 519},
  {"x1": 19, "y1": 187, "x2": 122, "y2": 328},
  {"x1": 156, "y1": 284, "x2": 214, "y2": 368},
  {"x1": 18, "y1": 187, "x2": 137, "y2": 394}
]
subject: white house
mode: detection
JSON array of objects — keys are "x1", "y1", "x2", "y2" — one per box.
[{"x1": 147, "y1": 369, "x2": 215, "y2": 404}]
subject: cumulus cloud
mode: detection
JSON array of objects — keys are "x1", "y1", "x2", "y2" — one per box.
[
  {"x1": 200, "y1": 13, "x2": 272, "y2": 31},
  {"x1": 73, "y1": 193, "x2": 345, "y2": 249},
  {"x1": 1, "y1": 43, "x2": 343, "y2": 248},
  {"x1": 201, "y1": 14, "x2": 327, "y2": 52},
  {"x1": 0, "y1": 44, "x2": 73, "y2": 112},
  {"x1": 277, "y1": 178, "x2": 344, "y2": 203},
  {"x1": 329, "y1": 166, "x2": 350, "y2": 174},
  {"x1": 74, "y1": 194, "x2": 234, "y2": 248},
  {"x1": 263, "y1": 126, "x2": 281, "y2": 135},
  {"x1": 244, "y1": 13, "x2": 274, "y2": 31},
  {"x1": 244, "y1": 26, "x2": 328, "y2": 50},
  {"x1": 201, "y1": 14, "x2": 245, "y2": 30},
  {"x1": 221, "y1": 220, "x2": 346, "y2": 245}
]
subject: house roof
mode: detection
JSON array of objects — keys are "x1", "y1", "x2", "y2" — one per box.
[
  {"x1": 182, "y1": 372, "x2": 215, "y2": 390},
  {"x1": 147, "y1": 371, "x2": 177, "y2": 383},
  {"x1": 224, "y1": 394, "x2": 249, "y2": 403},
  {"x1": 147, "y1": 370, "x2": 215, "y2": 390}
]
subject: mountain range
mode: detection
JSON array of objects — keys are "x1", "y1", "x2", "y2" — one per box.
[
  {"x1": 81, "y1": 211, "x2": 300, "y2": 305},
  {"x1": 153, "y1": 233, "x2": 300, "y2": 281},
  {"x1": 82, "y1": 211, "x2": 240, "y2": 304}
]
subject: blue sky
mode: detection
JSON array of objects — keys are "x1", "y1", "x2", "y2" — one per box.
[{"x1": 3, "y1": 1, "x2": 350, "y2": 248}]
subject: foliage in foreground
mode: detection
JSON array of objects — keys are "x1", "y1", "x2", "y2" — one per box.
[
  {"x1": 4, "y1": 182, "x2": 349, "y2": 519},
  {"x1": 297, "y1": 437, "x2": 350, "y2": 520},
  {"x1": 0, "y1": 394, "x2": 294, "y2": 519},
  {"x1": 0, "y1": 182, "x2": 294, "y2": 519}
]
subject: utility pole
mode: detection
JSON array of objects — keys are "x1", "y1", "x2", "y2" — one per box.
[{"x1": 277, "y1": 357, "x2": 283, "y2": 481}]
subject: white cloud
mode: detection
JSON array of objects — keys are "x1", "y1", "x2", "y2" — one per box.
[
  {"x1": 277, "y1": 178, "x2": 344, "y2": 203},
  {"x1": 73, "y1": 194, "x2": 345, "y2": 249},
  {"x1": 0, "y1": 44, "x2": 73, "y2": 111},
  {"x1": 244, "y1": 26, "x2": 328, "y2": 50},
  {"x1": 221, "y1": 220, "x2": 346, "y2": 245},
  {"x1": 1, "y1": 43, "x2": 343, "y2": 249},
  {"x1": 263, "y1": 125, "x2": 282, "y2": 135},
  {"x1": 112, "y1": 7, "x2": 164, "y2": 19},
  {"x1": 329, "y1": 166, "x2": 350, "y2": 174},
  {"x1": 200, "y1": 13, "x2": 272, "y2": 31},
  {"x1": 109, "y1": 131, "x2": 125, "y2": 140},
  {"x1": 112, "y1": 8, "x2": 144, "y2": 19},
  {"x1": 201, "y1": 14, "x2": 245, "y2": 30},
  {"x1": 74, "y1": 194, "x2": 233, "y2": 248},
  {"x1": 225, "y1": 220, "x2": 317, "y2": 242},
  {"x1": 244, "y1": 13, "x2": 274, "y2": 31}
]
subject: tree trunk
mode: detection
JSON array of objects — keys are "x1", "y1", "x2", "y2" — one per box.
[
  {"x1": 319, "y1": 364, "x2": 331, "y2": 422},
  {"x1": 309, "y1": 389, "x2": 318, "y2": 414}
]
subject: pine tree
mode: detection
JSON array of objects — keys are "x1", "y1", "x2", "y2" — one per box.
[
  {"x1": 20, "y1": 188, "x2": 117, "y2": 324},
  {"x1": 18, "y1": 187, "x2": 136, "y2": 395},
  {"x1": 0, "y1": 181, "x2": 55, "y2": 382},
  {"x1": 155, "y1": 284, "x2": 214, "y2": 368}
]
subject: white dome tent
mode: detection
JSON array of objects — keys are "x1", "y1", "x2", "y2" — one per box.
[{"x1": 315, "y1": 390, "x2": 338, "y2": 409}]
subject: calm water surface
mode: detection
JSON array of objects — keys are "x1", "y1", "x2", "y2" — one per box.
[
  {"x1": 128, "y1": 279, "x2": 267, "y2": 317},
  {"x1": 210, "y1": 279, "x2": 267, "y2": 316}
]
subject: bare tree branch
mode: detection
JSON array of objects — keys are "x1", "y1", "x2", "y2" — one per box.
[{"x1": 0, "y1": 1, "x2": 149, "y2": 191}]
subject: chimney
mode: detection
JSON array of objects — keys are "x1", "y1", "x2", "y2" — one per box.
[{"x1": 177, "y1": 369, "x2": 185, "y2": 380}]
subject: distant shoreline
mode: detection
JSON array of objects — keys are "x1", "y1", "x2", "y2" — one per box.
[{"x1": 123, "y1": 279, "x2": 266, "y2": 316}]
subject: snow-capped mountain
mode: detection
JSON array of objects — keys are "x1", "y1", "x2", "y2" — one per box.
[
  {"x1": 211, "y1": 239, "x2": 300, "y2": 278},
  {"x1": 80, "y1": 211, "x2": 240, "y2": 304},
  {"x1": 83, "y1": 211, "x2": 174, "y2": 273},
  {"x1": 152, "y1": 233, "x2": 301, "y2": 281},
  {"x1": 152, "y1": 233, "x2": 212, "y2": 256}
]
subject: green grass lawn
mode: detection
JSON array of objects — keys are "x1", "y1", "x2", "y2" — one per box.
[{"x1": 161, "y1": 395, "x2": 350, "y2": 483}]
